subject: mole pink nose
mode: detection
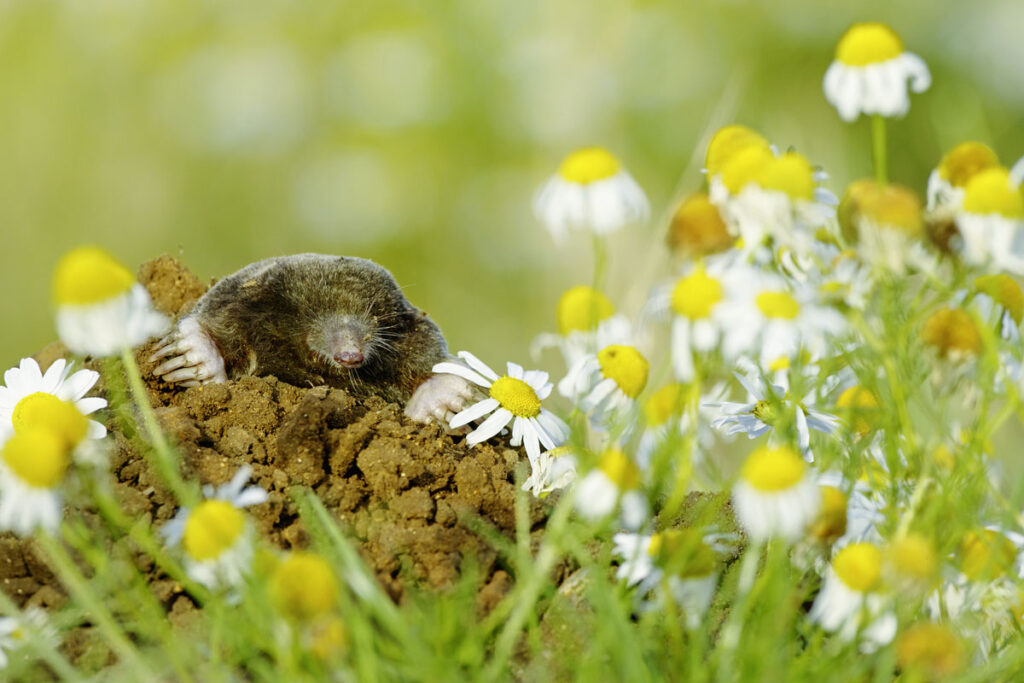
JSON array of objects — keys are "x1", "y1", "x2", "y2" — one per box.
[{"x1": 334, "y1": 350, "x2": 364, "y2": 367}]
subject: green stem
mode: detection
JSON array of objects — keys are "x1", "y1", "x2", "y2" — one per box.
[
  {"x1": 118, "y1": 346, "x2": 195, "y2": 505},
  {"x1": 591, "y1": 233, "x2": 609, "y2": 293},
  {"x1": 871, "y1": 115, "x2": 887, "y2": 185}
]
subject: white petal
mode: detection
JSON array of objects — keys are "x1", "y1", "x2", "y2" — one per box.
[
  {"x1": 431, "y1": 362, "x2": 491, "y2": 388},
  {"x1": 457, "y1": 351, "x2": 500, "y2": 382},
  {"x1": 450, "y1": 398, "x2": 500, "y2": 428},
  {"x1": 467, "y1": 408, "x2": 513, "y2": 445}
]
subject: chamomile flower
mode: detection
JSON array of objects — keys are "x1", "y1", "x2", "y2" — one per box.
[
  {"x1": 522, "y1": 446, "x2": 577, "y2": 499},
  {"x1": 0, "y1": 428, "x2": 76, "y2": 536},
  {"x1": 822, "y1": 22, "x2": 930, "y2": 122},
  {"x1": 704, "y1": 124, "x2": 771, "y2": 182},
  {"x1": 954, "y1": 166, "x2": 1024, "y2": 274},
  {"x1": 708, "y1": 372, "x2": 840, "y2": 460},
  {"x1": 663, "y1": 257, "x2": 739, "y2": 381},
  {"x1": 433, "y1": 351, "x2": 569, "y2": 465},
  {"x1": 0, "y1": 607, "x2": 54, "y2": 671},
  {"x1": 839, "y1": 179, "x2": 927, "y2": 273},
  {"x1": 161, "y1": 465, "x2": 269, "y2": 591},
  {"x1": 920, "y1": 306, "x2": 983, "y2": 360},
  {"x1": 926, "y1": 141, "x2": 1000, "y2": 214},
  {"x1": 52, "y1": 246, "x2": 169, "y2": 357},
  {"x1": 533, "y1": 146, "x2": 649, "y2": 241},
  {"x1": 531, "y1": 286, "x2": 633, "y2": 369},
  {"x1": 809, "y1": 542, "x2": 897, "y2": 650},
  {"x1": 0, "y1": 358, "x2": 106, "y2": 441},
  {"x1": 574, "y1": 448, "x2": 648, "y2": 530},
  {"x1": 896, "y1": 623, "x2": 965, "y2": 680},
  {"x1": 732, "y1": 445, "x2": 820, "y2": 542},
  {"x1": 270, "y1": 551, "x2": 338, "y2": 622},
  {"x1": 666, "y1": 193, "x2": 734, "y2": 258},
  {"x1": 974, "y1": 274, "x2": 1023, "y2": 342},
  {"x1": 558, "y1": 344, "x2": 649, "y2": 421}
]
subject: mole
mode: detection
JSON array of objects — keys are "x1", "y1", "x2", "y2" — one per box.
[{"x1": 149, "y1": 253, "x2": 473, "y2": 424}]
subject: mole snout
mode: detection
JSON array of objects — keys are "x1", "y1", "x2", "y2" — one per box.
[{"x1": 326, "y1": 325, "x2": 366, "y2": 368}]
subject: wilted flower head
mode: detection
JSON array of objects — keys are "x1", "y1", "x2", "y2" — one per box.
[
  {"x1": 839, "y1": 179, "x2": 925, "y2": 272},
  {"x1": 52, "y1": 246, "x2": 169, "y2": 357},
  {"x1": 533, "y1": 146, "x2": 649, "y2": 241},
  {"x1": 823, "y1": 22, "x2": 930, "y2": 122},
  {"x1": 666, "y1": 193, "x2": 733, "y2": 258}
]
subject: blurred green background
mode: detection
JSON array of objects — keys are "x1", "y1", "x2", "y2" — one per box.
[{"x1": 2, "y1": 0, "x2": 1023, "y2": 372}]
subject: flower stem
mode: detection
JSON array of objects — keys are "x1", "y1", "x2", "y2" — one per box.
[
  {"x1": 118, "y1": 346, "x2": 195, "y2": 506},
  {"x1": 871, "y1": 115, "x2": 888, "y2": 185},
  {"x1": 591, "y1": 233, "x2": 609, "y2": 292}
]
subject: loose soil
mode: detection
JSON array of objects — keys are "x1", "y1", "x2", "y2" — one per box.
[{"x1": 1, "y1": 256, "x2": 549, "y2": 655}]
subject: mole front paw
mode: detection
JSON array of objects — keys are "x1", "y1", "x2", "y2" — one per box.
[
  {"x1": 405, "y1": 373, "x2": 476, "y2": 427},
  {"x1": 150, "y1": 317, "x2": 228, "y2": 387}
]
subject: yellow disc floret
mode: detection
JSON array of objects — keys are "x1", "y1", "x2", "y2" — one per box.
[
  {"x1": 896, "y1": 623, "x2": 965, "y2": 679},
  {"x1": 667, "y1": 193, "x2": 733, "y2": 257},
  {"x1": 962, "y1": 167, "x2": 1024, "y2": 218},
  {"x1": 960, "y1": 529, "x2": 1016, "y2": 581},
  {"x1": 183, "y1": 500, "x2": 246, "y2": 561},
  {"x1": 975, "y1": 274, "x2": 1024, "y2": 324},
  {"x1": 52, "y1": 246, "x2": 136, "y2": 307},
  {"x1": 756, "y1": 152, "x2": 815, "y2": 201},
  {"x1": 596, "y1": 345, "x2": 649, "y2": 399},
  {"x1": 557, "y1": 286, "x2": 615, "y2": 335},
  {"x1": 835, "y1": 385, "x2": 879, "y2": 436},
  {"x1": 719, "y1": 144, "x2": 774, "y2": 195},
  {"x1": 741, "y1": 446, "x2": 805, "y2": 492},
  {"x1": 671, "y1": 266, "x2": 724, "y2": 320},
  {"x1": 597, "y1": 448, "x2": 640, "y2": 490},
  {"x1": 489, "y1": 376, "x2": 542, "y2": 418},
  {"x1": 835, "y1": 23, "x2": 904, "y2": 67},
  {"x1": 705, "y1": 125, "x2": 770, "y2": 178},
  {"x1": 12, "y1": 393, "x2": 89, "y2": 447},
  {"x1": 839, "y1": 179, "x2": 924, "y2": 241},
  {"x1": 644, "y1": 383, "x2": 688, "y2": 427},
  {"x1": 270, "y1": 552, "x2": 339, "y2": 621},
  {"x1": 921, "y1": 308, "x2": 982, "y2": 357},
  {"x1": 558, "y1": 147, "x2": 621, "y2": 184},
  {"x1": 756, "y1": 291, "x2": 800, "y2": 320},
  {"x1": 2, "y1": 429, "x2": 72, "y2": 488},
  {"x1": 938, "y1": 141, "x2": 999, "y2": 188},
  {"x1": 832, "y1": 542, "x2": 882, "y2": 593},
  {"x1": 887, "y1": 533, "x2": 937, "y2": 584},
  {"x1": 810, "y1": 485, "x2": 848, "y2": 543}
]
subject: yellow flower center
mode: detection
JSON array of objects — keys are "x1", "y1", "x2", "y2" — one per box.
[
  {"x1": 839, "y1": 179, "x2": 924, "y2": 240},
  {"x1": 644, "y1": 383, "x2": 688, "y2": 427},
  {"x1": 756, "y1": 291, "x2": 800, "y2": 320},
  {"x1": 921, "y1": 308, "x2": 982, "y2": 357},
  {"x1": 671, "y1": 266, "x2": 724, "y2": 320},
  {"x1": 270, "y1": 552, "x2": 338, "y2": 621},
  {"x1": 556, "y1": 286, "x2": 615, "y2": 335},
  {"x1": 975, "y1": 274, "x2": 1024, "y2": 324},
  {"x1": 183, "y1": 500, "x2": 245, "y2": 561},
  {"x1": 835, "y1": 385, "x2": 879, "y2": 436},
  {"x1": 12, "y1": 392, "x2": 89, "y2": 447},
  {"x1": 719, "y1": 144, "x2": 774, "y2": 195},
  {"x1": 835, "y1": 23, "x2": 904, "y2": 67},
  {"x1": 489, "y1": 376, "x2": 541, "y2": 418},
  {"x1": 597, "y1": 448, "x2": 640, "y2": 490},
  {"x1": 896, "y1": 624, "x2": 965, "y2": 679},
  {"x1": 52, "y1": 246, "x2": 136, "y2": 306},
  {"x1": 666, "y1": 193, "x2": 732, "y2": 256},
  {"x1": 649, "y1": 529, "x2": 717, "y2": 578},
  {"x1": 740, "y1": 446, "x2": 805, "y2": 492},
  {"x1": 810, "y1": 485, "x2": 847, "y2": 543},
  {"x1": 756, "y1": 152, "x2": 815, "y2": 200},
  {"x1": 960, "y1": 529, "x2": 1016, "y2": 581},
  {"x1": 832, "y1": 542, "x2": 882, "y2": 593},
  {"x1": 2, "y1": 429, "x2": 72, "y2": 488},
  {"x1": 767, "y1": 356, "x2": 790, "y2": 373},
  {"x1": 558, "y1": 147, "x2": 621, "y2": 184},
  {"x1": 938, "y1": 141, "x2": 999, "y2": 188},
  {"x1": 961, "y1": 167, "x2": 1024, "y2": 218},
  {"x1": 596, "y1": 345, "x2": 649, "y2": 399},
  {"x1": 887, "y1": 533, "x2": 937, "y2": 583},
  {"x1": 931, "y1": 444, "x2": 956, "y2": 471},
  {"x1": 705, "y1": 124, "x2": 770, "y2": 178},
  {"x1": 309, "y1": 616, "x2": 348, "y2": 660}
]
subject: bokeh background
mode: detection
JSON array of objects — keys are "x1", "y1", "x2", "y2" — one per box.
[{"x1": 2, "y1": 0, "x2": 1023, "y2": 373}]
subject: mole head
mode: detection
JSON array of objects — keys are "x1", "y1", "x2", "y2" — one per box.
[{"x1": 306, "y1": 313, "x2": 375, "y2": 371}]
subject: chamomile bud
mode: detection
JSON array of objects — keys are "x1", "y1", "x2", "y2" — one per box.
[
  {"x1": 666, "y1": 193, "x2": 733, "y2": 258},
  {"x1": 52, "y1": 247, "x2": 169, "y2": 357}
]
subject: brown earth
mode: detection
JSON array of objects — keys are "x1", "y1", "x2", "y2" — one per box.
[{"x1": 0, "y1": 255, "x2": 549, "y2": 630}]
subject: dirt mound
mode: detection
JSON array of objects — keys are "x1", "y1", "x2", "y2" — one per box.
[{"x1": 1, "y1": 255, "x2": 548, "y2": 617}]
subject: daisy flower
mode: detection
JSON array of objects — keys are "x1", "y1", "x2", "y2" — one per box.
[
  {"x1": 954, "y1": 166, "x2": 1024, "y2": 274},
  {"x1": 0, "y1": 607, "x2": 54, "y2": 671},
  {"x1": 558, "y1": 344, "x2": 649, "y2": 420},
  {"x1": 161, "y1": 465, "x2": 269, "y2": 591},
  {"x1": 0, "y1": 357, "x2": 106, "y2": 441},
  {"x1": 809, "y1": 542, "x2": 897, "y2": 650},
  {"x1": 704, "y1": 124, "x2": 771, "y2": 182},
  {"x1": 533, "y1": 146, "x2": 649, "y2": 241},
  {"x1": 432, "y1": 351, "x2": 569, "y2": 465},
  {"x1": 838, "y1": 179, "x2": 927, "y2": 273},
  {"x1": 731, "y1": 445, "x2": 820, "y2": 542},
  {"x1": 522, "y1": 446, "x2": 577, "y2": 499},
  {"x1": 531, "y1": 286, "x2": 633, "y2": 369},
  {"x1": 574, "y1": 448, "x2": 648, "y2": 530},
  {"x1": 822, "y1": 22, "x2": 930, "y2": 122},
  {"x1": 52, "y1": 246, "x2": 169, "y2": 357},
  {"x1": 926, "y1": 141, "x2": 1000, "y2": 214},
  {"x1": 707, "y1": 372, "x2": 840, "y2": 460},
  {"x1": 269, "y1": 551, "x2": 338, "y2": 622},
  {"x1": 0, "y1": 428, "x2": 77, "y2": 536}
]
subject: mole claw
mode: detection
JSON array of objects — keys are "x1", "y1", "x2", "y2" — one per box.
[
  {"x1": 153, "y1": 355, "x2": 189, "y2": 376},
  {"x1": 162, "y1": 366, "x2": 200, "y2": 383}
]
